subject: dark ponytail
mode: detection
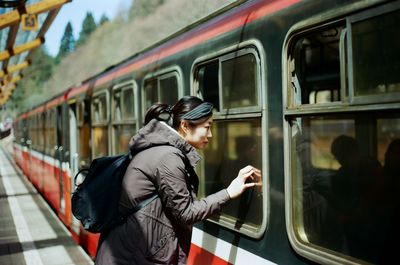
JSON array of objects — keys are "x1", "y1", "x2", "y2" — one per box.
[
  {"x1": 144, "y1": 103, "x2": 171, "y2": 125},
  {"x1": 144, "y1": 96, "x2": 213, "y2": 130}
]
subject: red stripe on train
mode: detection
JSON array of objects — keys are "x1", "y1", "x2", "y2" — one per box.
[{"x1": 188, "y1": 243, "x2": 232, "y2": 265}]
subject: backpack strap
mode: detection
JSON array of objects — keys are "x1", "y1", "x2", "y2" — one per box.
[
  {"x1": 73, "y1": 168, "x2": 90, "y2": 187},
  {"x1": 123, "y1": 193, "x2": 159, "y2": 219}
]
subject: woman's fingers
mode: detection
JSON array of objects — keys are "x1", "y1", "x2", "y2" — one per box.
[{"x1": 227, "y1": 165, "x2": 262, "y2": 199}]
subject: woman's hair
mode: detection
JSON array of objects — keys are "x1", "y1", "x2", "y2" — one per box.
[{"x1": 144, "y1": 96, "x2": 212, "y2": 130}]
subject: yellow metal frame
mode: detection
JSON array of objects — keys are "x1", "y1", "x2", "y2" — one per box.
[{"x1": 0, "y1": 0, "x2": 71, "y2": 106}]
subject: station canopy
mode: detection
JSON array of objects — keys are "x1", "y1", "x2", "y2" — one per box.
[{"x1": 0, "y1": 0, "x2": 70, "y2": 106}]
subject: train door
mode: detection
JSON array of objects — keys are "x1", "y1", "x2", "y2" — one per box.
[
  {"x1": 26, "y1": 116, "x2": 33, "y2": 180},
  {"x1": 68, "y1": 101, "x2": 81, "y2": 234},
  {"x1": 21, "y1": 118, "x2": 30, "y2": 177},
  {"x1": 55, "y1": 105, "x2": 65, "y2": 214}
]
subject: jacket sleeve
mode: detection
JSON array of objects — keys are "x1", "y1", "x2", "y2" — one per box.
[{"x1": 154, "y1": 151, "x2": 230, "y2": 225}]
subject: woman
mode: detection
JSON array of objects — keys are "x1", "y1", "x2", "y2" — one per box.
[{"x1": 95, "y1": 96, "x2": 256, "y2": 265}]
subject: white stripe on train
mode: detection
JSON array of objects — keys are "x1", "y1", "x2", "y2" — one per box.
[{"x1": 192, "y1": 227, "x2": 276, "y2": 265}]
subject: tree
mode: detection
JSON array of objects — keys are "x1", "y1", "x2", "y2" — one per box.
[
  {"x1": 99, "y1": 14, "x2": 109, "y2": 25},
  {"x1": 56, "y1": 22, "x2": 75, "y2": 64},
  {"x1": 11, "y1": 46, "x2": 55, "y2": 110},
  {"x1": 76, "y1": 12, "x2": 97, "y2": 47}
]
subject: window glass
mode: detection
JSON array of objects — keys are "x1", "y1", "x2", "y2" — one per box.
[
  {"x1": 221, "y1": 53, "x2": 258, "y2": 108},
  {"x1": 92, "y1": 126, "x2": 108, "y2": 158},
  {"x1": 159, "y1": 76, "x2": 179, "y2": 105},
  {"x1": 77, "y1": 101, "x2": 85, "y2": 124},
  {"x1": 376, "y1": 117, "x2": 400, "y2": 164},
  {"x1": 200, "y1": 118, "x2": 263, "y2": 232},
  {"x1": 122, "y1": 88, "x2": 134, "y2": 119},
  {"x1": 352, "y1": 9, "x2": 400, "y2": 96},
  {"x1": 194, "y1": 47, "x2": 263, "y2": 236},
  {"x1": 46, "y1": 110, "x2": 56, "y2": 155},
  {"x1": 38, "y1": 114, "x2": 44, "y2": 150},
  {"x1": 196, "y1": 61, "x2": 220, "y2": 111},
  {"x1": 289, "y1": 113, "x2": 400, "y2": 264},
  {"x1": 144, "y1": 79, "x2": 158, "y2": 111},
  {"x1": 92, "y1": 93, "x2": 108, "y2": 123},
  {"x1": 144, "y1": 73, "x2": 179, "y2": 112},
  {"x1": 78, "y1": 124, "x2": 90, "y2": 168},
  {"x1": 113, "y1": 90, "x2": 122, "y2": 122},
  {"x1": 290, "y1": 25, "x2": 343, "y2": 105},
  {"x1": 114, "y1": 124, "x2": 134, "y2": 154}
]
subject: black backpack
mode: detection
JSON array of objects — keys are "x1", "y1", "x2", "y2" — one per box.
[{"x1": 71, "y1": 152, "x2": 158, "y2": 233}]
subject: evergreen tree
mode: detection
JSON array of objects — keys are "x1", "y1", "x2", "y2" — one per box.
[
  {"x1": 56, "y1": 22, "x2": 75, "y2": 64},
  {"x1": 76, "y1": 12, "x2": 97, "y2": 47},
  {"x1": 99, "y1": 14, "x2": 109, "y2": 25}
]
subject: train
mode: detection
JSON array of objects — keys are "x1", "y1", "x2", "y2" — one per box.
[{"x1": 12, "y1": 0, "x2": 400, "y2": 264}]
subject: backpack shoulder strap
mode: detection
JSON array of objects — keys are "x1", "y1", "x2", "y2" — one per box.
[{"x1": 121, "y1": 193, "x2": 158, "y2": 221}]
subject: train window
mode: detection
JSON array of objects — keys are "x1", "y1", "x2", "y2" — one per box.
[
  {"x1": 143, "y1": 78, "x2": 157, "y2": 111},
  {"x1": 28, "y1": 116, "x2": 35, "y2": 150},
  {"x1": 77, "y1": 101, "x2": 85, "y2": 125},
  {"x1": 196, "y1": 60, "x2": 220, "y2": 111},
  {"x1": 77, "y1": 100, "x2": 90, "y2": 168},
  {"x1": 92, "y1": 92, "x2": 108, "y2": 124},
  {"x1": 285, "y1": 2, "x2": 400, "y2": 264},
  {"x1": 195, "y1": 49, "x2": 260, "y2": 113},
  {"x1": 193, "y1": 47, "x2": 264, "y2": 237},
  {"x1": 38, "y1": 113, "x2": 45, "y2": 152},
  {"x1": 350, "y1": 8, "x2": 400, "y2": 99},
  {"x1": 91, "y1": 90, "x2": 109, "y2": 158},
  {"x1": 121, "y1": 87, "x2": 135, "y2": 119},
  {"x1": 221, "y1": 53, "x2": 258, "y2": 109},
  {"x1": 112, "y1": 82, "x2": 137, "y2": 155},
  {"x1": 143, "y1": 71, "x2": 180, "y2": 112},
  {"x1": 159, "y1": 74, "x2": 179, "y2": 105},
  {"x1": 46, "y1": 109, "x2": 56, "y2": 156},
  {"x1": 201, "y1": 119, "x2": 263, "y2": 233},
  {"x1": 288, "y1": 24, "x2": 344, "y2": 106}
]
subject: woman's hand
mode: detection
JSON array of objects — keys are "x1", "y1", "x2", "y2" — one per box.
[{"x1": 226, "y1": 165, "x2": 258, "y2": 199}]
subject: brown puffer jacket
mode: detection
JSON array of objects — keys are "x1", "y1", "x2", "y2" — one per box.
[{"x1": 95, "y1": 119, "x2": 230, "y2": 265}]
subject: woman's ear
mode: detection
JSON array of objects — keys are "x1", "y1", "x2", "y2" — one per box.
[{"x1": 178, "y1": 120, "x2": 189, "y2": 136}]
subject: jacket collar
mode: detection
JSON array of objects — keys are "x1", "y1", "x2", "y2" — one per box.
[{"x1": 129, "y1": 119, "x2": 201, "y2": 167}]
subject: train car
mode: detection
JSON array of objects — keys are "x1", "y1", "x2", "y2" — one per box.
[{"x1": 12, "y1": 0, "x2": 400, "y2": 264}]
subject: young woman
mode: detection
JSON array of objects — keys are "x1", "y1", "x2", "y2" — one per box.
[{"x1": 95, "y1": 96, "x2": 257, "y2": 265}]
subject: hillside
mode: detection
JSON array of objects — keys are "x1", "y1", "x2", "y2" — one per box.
[{"x1": 44, "y1": 0, "x2": 237, "y2": 99}]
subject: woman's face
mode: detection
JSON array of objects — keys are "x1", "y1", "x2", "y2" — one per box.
[{"x1": 182, "y1": 117, "x2": 213, "y2": 149}]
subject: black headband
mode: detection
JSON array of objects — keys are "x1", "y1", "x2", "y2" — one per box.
[{"x1": 181, "y1": 102, "x2": 213, "y2": 120}]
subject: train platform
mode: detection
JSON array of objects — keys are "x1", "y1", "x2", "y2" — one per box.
[{"x1": 0, "y1": 136, "x2": 93, "y2": 265}]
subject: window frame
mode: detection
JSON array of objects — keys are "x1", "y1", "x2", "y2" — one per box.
[{"x1": 191, "y1": 39, "x2": 268, "y2": 239}]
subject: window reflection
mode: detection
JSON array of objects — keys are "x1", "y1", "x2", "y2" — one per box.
[
  {"x1": 202, "y1": 119, "x2": 263, "y2": 230},
  {"x1": 122, "y1": 88, "x2": 134, "y2": 119},
  {"x1": 291, "y1": 113, "x2": 400, "y2": 263},
  {"x1": 92, "y1": 127, "x2": 108, "y2": 158},
  {"x1": 352, "y1": 9, "x2": 400, "y2": 96},
  {"x1": 144, "y1": 74, "x2": 179, "y2": 113},
  {"x1": 222, "y1": 53, "x2": 258, "y2": 108},
  {"x1": 159, "y1": 76, "x2": 179, "y2": 105},
  {"x1": 114, "y1": 125, "x2": 134, "y2": 154}
]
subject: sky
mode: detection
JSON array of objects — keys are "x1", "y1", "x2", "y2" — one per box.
[{"x1": 45, "y1": 0, "x2": 132, "y2": 56}]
